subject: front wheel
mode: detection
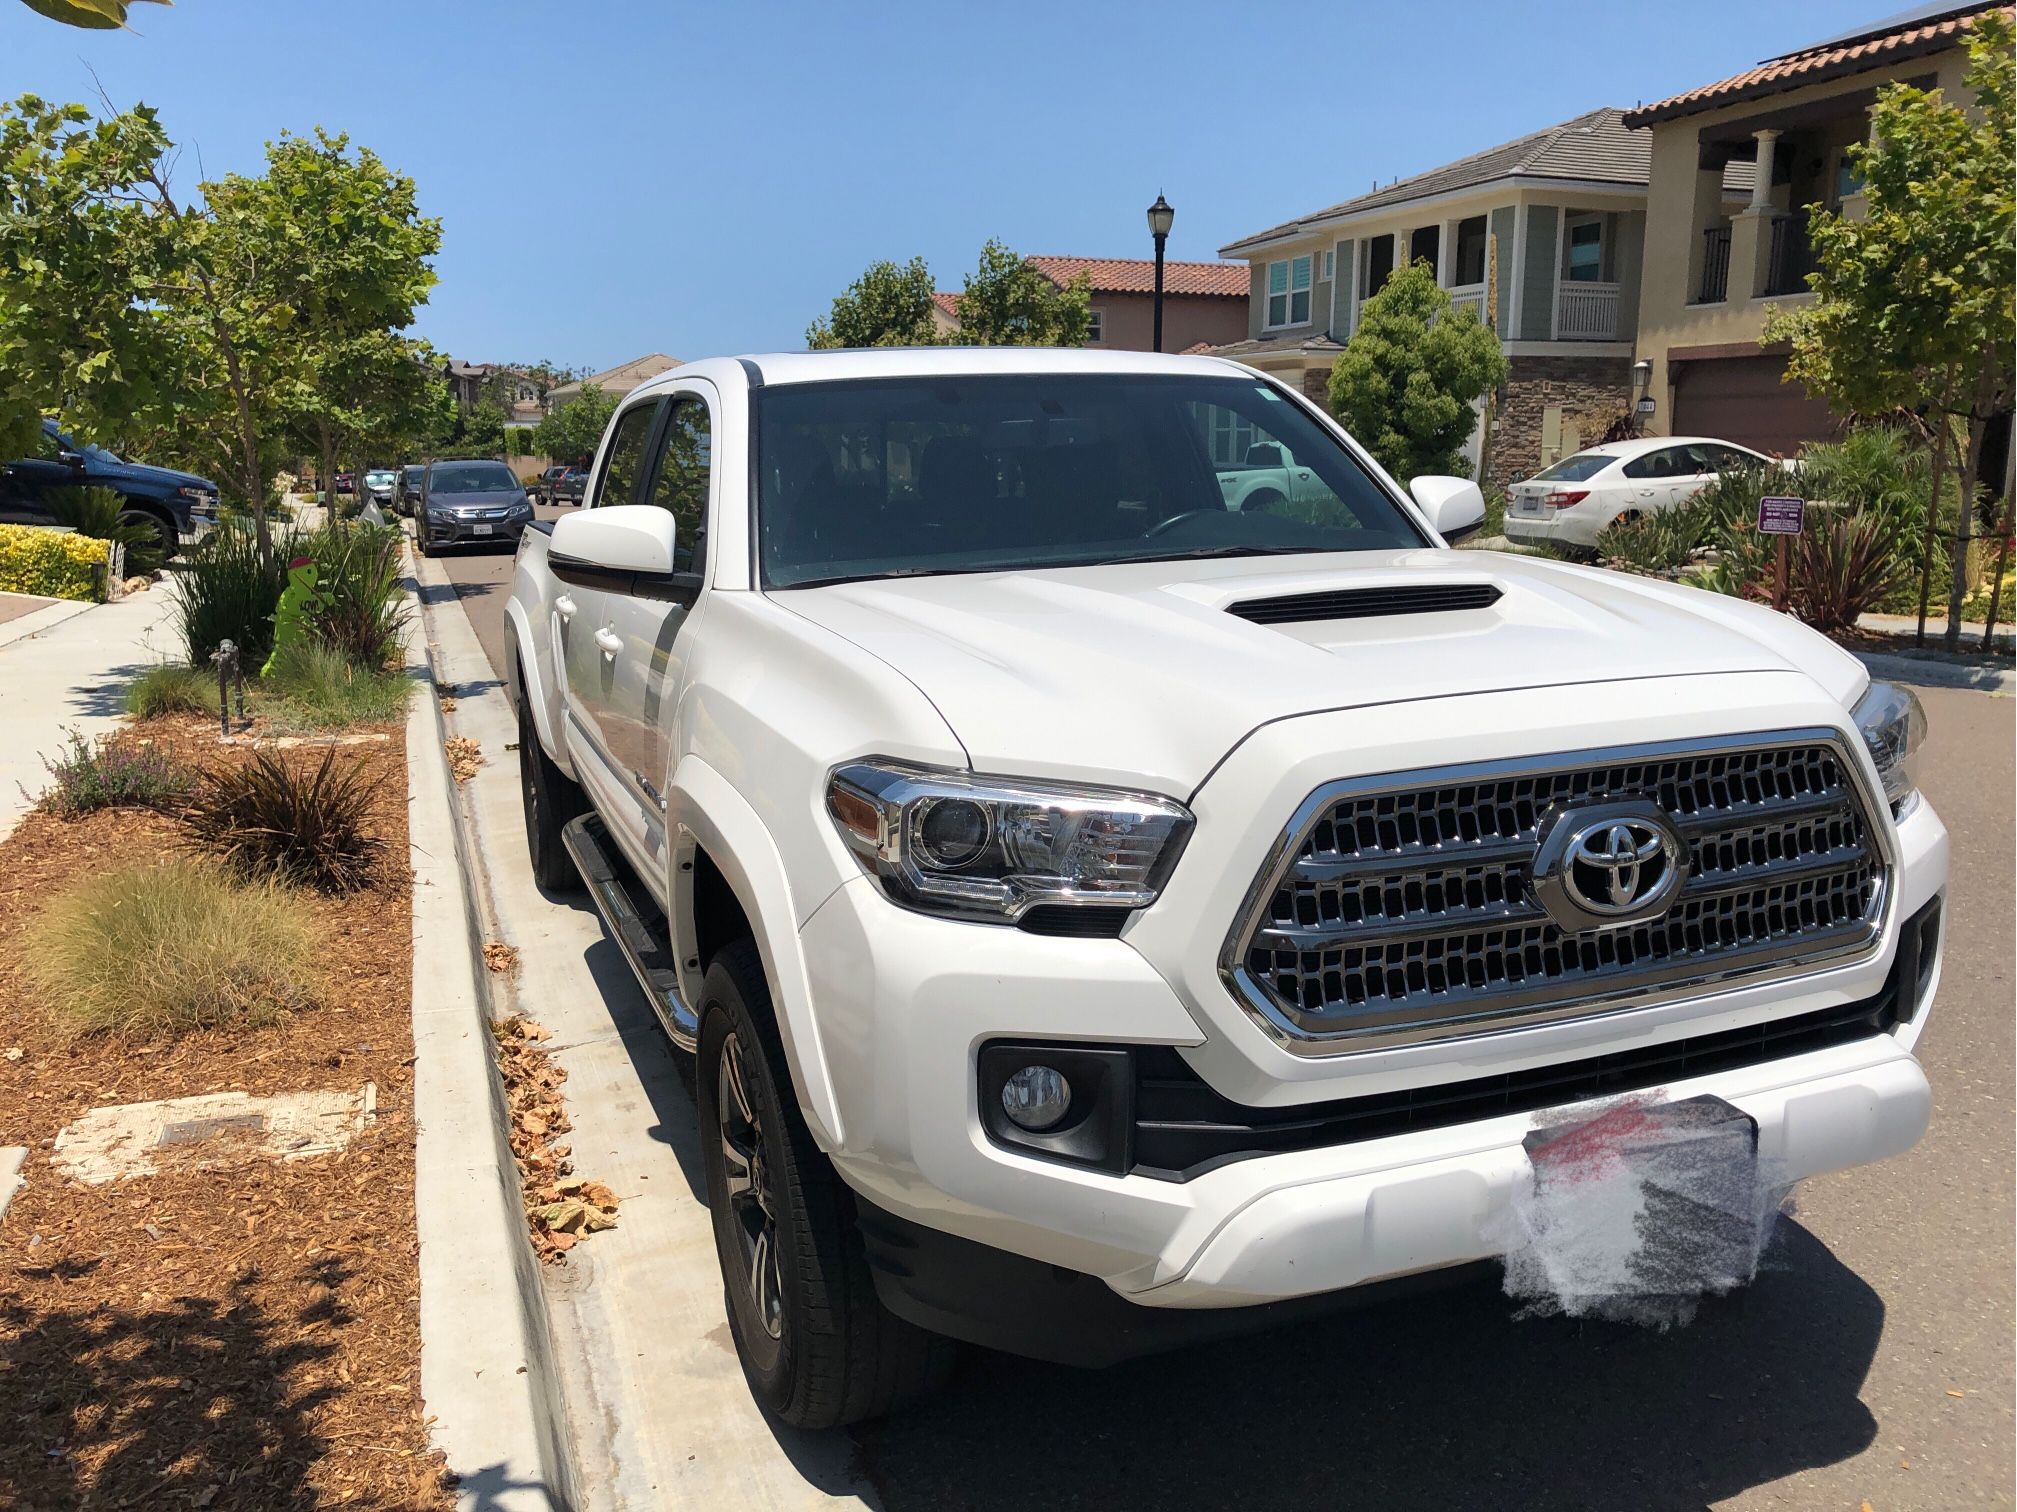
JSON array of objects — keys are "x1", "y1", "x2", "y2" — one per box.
[
  {"x1": 698, "y1": 941, "x2": 953, "y2": 1428},
  {"x1": 120, "y1": 506, "x2": 176, "y2": 565}
]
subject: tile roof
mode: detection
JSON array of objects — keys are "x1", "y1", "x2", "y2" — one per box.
[
  {"x1": 1221, "y1": 108, "x2": 1650, "y2": 254},
  {"x1": 1622, "y1": 3, "x2": 2002, "y2": 126},
  {"x1": 930, "y1": 291, "x2": 961, "y2": 318},
  {"x1": 1201, "y1": 332, "x2": 1347, "y2": 360},
  {"x1": 1023, "y1": 255, "x2": 1249, "y2": 298}
]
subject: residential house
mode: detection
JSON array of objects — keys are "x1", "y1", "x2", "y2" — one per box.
[
  {"x1": 1215, "y1": 107, "x2": 1703, "y2": 484},
  {"x1": 1622, "y1": 2, "x2": 1999, "y2": 454},
  {"x1": 442, "y1": 361, "x2": 547, "y2": 428},
  {"x1": 929, "y1": 255, "x2": 1248, "y2": 352},
  {"x1": 547, "y1": 353, "x2": 683, "y2": 410}
]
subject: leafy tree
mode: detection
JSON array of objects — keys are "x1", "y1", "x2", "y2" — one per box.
[
  {"x1": 1327, "y1": 260, "x2": 1508, "y2": 479},
  {"x1": 256, "y1": 130, "x2": 441, "y2": 515},
  {"x1": 1766, "y1": 10, "x2": 2014, "y2": 648},
  {"x1": 0, "y1": 96, "x2": 183, "y2": 461},
  {"x1": 807, "y1": 257, "x2": 941, "y2": 349},
  {"x1": 458, "y1": 398, "x2": 509, "y2": 458},
  {"x1": 531, "y1": 383, "x2": 617, "y2": 467},
  {"x1": 953, "y1": 240, "x2": 1090, "y2": 347}
]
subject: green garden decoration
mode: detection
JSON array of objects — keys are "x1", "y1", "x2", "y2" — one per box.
[{"x1": 262, "y1": 555, "x2": 329, "y2": 678}]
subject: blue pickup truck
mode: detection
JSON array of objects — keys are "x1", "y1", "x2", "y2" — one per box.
[{"x1": 0, "y1": 418, "x2": 220, "y2": 560}]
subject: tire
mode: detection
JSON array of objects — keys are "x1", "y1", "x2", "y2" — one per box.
[
  {"x1": 517, "y1": 679, "x2": 586, "y2": 892},
  {"x1": 418, "y1": 528, "x2": 436, "y2": 558},
  {"x1": 697, "y1": 940, "x2": 954, "y2": 1429},
  {"x1": 1243, "y1": 488, "x2": 1285, "y2": 514},
  {"x1": 120, "y1": 505, "x2": 176, "y2": 564}
]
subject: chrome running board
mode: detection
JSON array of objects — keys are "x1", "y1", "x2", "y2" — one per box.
[{"x1": 561, "y1": 812, "x2": 698, "y2": 1051}]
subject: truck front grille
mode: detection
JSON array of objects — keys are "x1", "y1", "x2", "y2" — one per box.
[{"x1": 1225, "y1": 733, "x2": 1889, "y2": 1052}]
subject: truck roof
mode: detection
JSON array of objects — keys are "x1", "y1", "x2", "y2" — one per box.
[{"x1": 632, "y1": 347, "x2": 1253, "y2": 398}]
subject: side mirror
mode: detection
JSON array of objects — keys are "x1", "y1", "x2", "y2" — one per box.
[
  {"x1": 1410, "y1": 475, "x2": 1487, "y2": 544},
  {"x1": 57, "y1": 449, "x2": 87, "y2": 469},
  {"x1": 550, "y1": 504, "x2": 677, "y2": 577}
]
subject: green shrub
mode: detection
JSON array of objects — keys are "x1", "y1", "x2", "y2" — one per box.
[
  {"x1": 0, "y1": 522, "x2": 108, "y2": 601},
  {"x1": 185, "y1": 746, "x2": 385, "y2": 892},
  {"x1": 303, "y1": 523, "x2": 407, "y2": 668},
  {"x1": 47, "y1": 485, "x2": 165, "y2": 576},
  {"x1": 22, "y1": 860, "x2": 324, "y2": 1036},
  {"x1": 33, "y1": 728, "x2": 193, "y2": 817},
  {"x1": 174, "y1": 520, "x2": 294, "y2": 666},
  {"x1": 1788, "y1": 508, "x2": 1914, "y2": 634},
  {"x1": 125, "y1": 662, "x2": 217, "y2": 719},
  {"x1": 262, "y1": 639, "x2": 412, "y2": 730},
  {"x1": 1598, "y1": 503, "x2": 1712, "y2": 575}
]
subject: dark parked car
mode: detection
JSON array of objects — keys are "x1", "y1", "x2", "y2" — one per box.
[
  {"x1": 528, "y1": 465, "x2": 569, "y2": 506},
  {"x1": 418, "y1": 459, "x2": 533, "y2": 555},
  {"x1": 399, "y1": 464, "x2": 425, "y2": 515},
  {"x1": 333, "y1": 470, "x2": 355, "y2": 495},
  {"x1": 0, "y1": 418, "x2": 217, "y2": 560},
  {"x1": 552, "y1": 465, "x2": 592, "y2": 506}
]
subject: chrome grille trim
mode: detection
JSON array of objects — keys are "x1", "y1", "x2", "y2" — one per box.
[{"x1": 1220, "y1": 730, "x2": 1894, "y2": 1056}]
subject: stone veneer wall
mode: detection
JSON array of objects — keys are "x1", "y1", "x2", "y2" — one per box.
[{"x1": 1488, "y1": 354, "x2": 1632, "y2": 491}]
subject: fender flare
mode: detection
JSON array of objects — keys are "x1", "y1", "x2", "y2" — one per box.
[
  {"x1": 669, "y1": 754, "x2": 844, "y2": 1150},
  {"x1": 502, "y1": 597, "x2": 575, "y2": 779}
]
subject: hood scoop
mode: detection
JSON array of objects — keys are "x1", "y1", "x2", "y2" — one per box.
[{"x1": 1225, "y1": 581, "x2": 1502, "y2": 626}]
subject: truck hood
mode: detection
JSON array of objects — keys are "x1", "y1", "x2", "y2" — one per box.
[
  {"x1": 93, "y1": 457, "x2": 216, "y2": 494},
  {"x1": 775, "y1": 549, "x2": 1866, "y2": 796}
]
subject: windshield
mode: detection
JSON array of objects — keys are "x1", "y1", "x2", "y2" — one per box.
[
  {"x1": 402, "y1": 466, "x2": 423, "y2": 480},
  {"x1": 757, "y1": 374, "x2": 1426, "y2": 588},
  {"x1": 366, "y1": 471, "x2": 396, "y2": 486},
  {"x1": 1531, "y1": 452, "x2": 1614, "y2": 483},
  {"x1": 428, "y1": 462, "x2": 518, "y2": 494}
]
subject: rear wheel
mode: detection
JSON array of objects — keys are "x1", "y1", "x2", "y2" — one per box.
[
  {"x1": 698, "y1": 940, "x2": 953, "y2": 1428},
  {"x1": 1243, "y1": 488, "x2": 1286, "y2": 514},
  {"x1": 517, "y1": 679, "x2": 586, "y2": 891}
]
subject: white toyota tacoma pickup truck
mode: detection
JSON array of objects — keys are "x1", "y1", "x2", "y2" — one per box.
[{"x1": 505, "y1": 349, "x2": 1945, "y2": 1427}]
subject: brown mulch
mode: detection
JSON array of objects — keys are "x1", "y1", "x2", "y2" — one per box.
[
  {"x1": 491, "y1": 1016, "x2": 617, "y2": 1263},
  {"x1": 0, "y1": 720, "x2": 453, "y2": 1510}
]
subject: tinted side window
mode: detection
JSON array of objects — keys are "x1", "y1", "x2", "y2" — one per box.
[
  {"x1": 1622, "y1": 449, "x2": 1675, "y2": 480},
  {"x1": 595, "y1": 401, "x2": 659, "y2": 509},
  {"x1": 643, "y1": 396, "x2": 711, "y2": 573}
]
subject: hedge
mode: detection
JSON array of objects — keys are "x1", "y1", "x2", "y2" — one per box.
[{"x1": 0, "y1": 525, "x2": 111, "y2": 602}]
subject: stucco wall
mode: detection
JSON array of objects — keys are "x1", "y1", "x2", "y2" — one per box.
[{"x1": 1087, "y1": 291, "x2": 1248, "y2": 354}]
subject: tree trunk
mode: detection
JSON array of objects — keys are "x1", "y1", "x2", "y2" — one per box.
[
  {"x1": 1943, "y1": 413, "x2": 1990, "y2": 650},
  {"x1": 1983, "y1": 496, "x2": 2011, "y2": 651},
  {"x1": 319, "y1": 418, "x2": 337, "y2": 535},
  {"x1": 1913, "y1": 417, "x2": 1950, "y2": 646}
]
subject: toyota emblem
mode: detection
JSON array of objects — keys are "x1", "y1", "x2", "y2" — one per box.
[{"x1": 1531, "y1": 800, "x2": 1687, "y2": 933}]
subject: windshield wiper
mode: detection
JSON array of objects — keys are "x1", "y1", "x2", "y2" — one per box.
[{"x1": 1125, "y1": 544, "x2": 1344, "y2": 564}]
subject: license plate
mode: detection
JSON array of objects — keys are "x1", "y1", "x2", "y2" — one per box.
[
  {"x1": 472, "y1": 523, "x2": 494, "y2": 536},
  {"x1": 1515, "y1": 497, "x2": 1545, "y2": 516}
]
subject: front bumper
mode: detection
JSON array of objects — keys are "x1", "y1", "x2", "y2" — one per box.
[
  {"x1": 806, "y1": 674, "x2": 1948, "y2": 1321},
  {"x1": 423, "y1": 512, "x2": 528, "y2": 544}
]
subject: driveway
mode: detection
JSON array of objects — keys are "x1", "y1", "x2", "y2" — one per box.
[{"x1": 429, "y1": 546, "x2": 2015, "y2": 1511}]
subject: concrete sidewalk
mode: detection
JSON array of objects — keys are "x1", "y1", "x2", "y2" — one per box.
[{"x1": 0, "y1": 586, "x2": 180, "y2": 842}]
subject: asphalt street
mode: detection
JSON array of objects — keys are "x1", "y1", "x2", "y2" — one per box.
[{"x1": 435, "y1": 541, "x2": 2013, "y2": 1511}]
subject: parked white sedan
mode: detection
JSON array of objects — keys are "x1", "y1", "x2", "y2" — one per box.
[{"x1": 1504, "y1": 435, "x2": 1775, "y2": 551}]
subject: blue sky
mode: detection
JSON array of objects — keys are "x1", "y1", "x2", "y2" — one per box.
[{"x1": 4, "y1": 0, "x2": 1889, "y2": 371}]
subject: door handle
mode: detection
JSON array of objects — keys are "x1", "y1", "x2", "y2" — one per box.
[
  {"x1": 594, "y1": 627, "x2": 622, "y2": 657},
  {"x1": 554, "y1": 594, "x2": 577, "y2": 620}
]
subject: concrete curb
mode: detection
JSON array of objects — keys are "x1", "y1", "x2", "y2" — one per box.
[
  {"x1": 0, "y1": 594, "x2": 96, "y2": 651},
  {"x1": 404, "y1": 558, "x2": 578, "y2": 1512},
  {"x1": 1853, "y1": 649, "x2": 2014, "y2": 695}
]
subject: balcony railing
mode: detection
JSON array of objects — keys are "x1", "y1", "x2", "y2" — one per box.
[
  {"x1": 1696, "y1": 225, "x2": 1732, "y2": 304},
  {"x1": 1554, "y1": 280, "x2": 1620, "y2": 341},
  {"x1": 1447, "y1": 282, "x2": 1488, "y2": 323},
  {"x1": 1765, "y1": 214, "x2": 1815, "y2": 296}
]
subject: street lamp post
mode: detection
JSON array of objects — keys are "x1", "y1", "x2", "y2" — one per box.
[{"x1": 1146, "y1": 193, "x2": 1175, "y2": 353}]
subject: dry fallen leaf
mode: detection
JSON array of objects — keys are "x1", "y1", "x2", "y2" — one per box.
[
  {"x1": 482, "y1": 941, "x2": 519, "y2": 975},
  {"x1": 444, "y1": 736, "x2": 483, "y2": 784},
  {"x1": 1946, "y1": 1389, "x2": 1966, "y2": 1398}
]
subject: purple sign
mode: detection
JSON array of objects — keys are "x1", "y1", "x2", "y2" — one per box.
[{"x1": 1757, "y1": 496, "x2": 1805, "y2": 535}]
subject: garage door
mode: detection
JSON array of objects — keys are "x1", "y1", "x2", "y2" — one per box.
[{"x1": 1671, "y1": 355, "x2": 1839, "y2": 458}]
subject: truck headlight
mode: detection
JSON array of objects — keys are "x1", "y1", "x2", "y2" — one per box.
[
  {"x1": 827, "y1": 761, "x2": 1192, "y2": 924},
  {"x1": 1852, "y1": 680, "x2": 1926, "y2": 813}
]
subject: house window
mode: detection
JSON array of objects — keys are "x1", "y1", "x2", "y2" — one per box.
[
  {"x1": 1086, "y1": 307, "x2": 1104, "y2": 343},
  {"x1": 1362, "y1": 234, "x2": 1395, "y2": 300},
  {"x1": 1323, "y1": 249, "x2": 1334, "y2": 281},
  {"x1": 1453, "y1": 216, "x2": 1488, "y2": 285},
  {"x1": 1266, "y1": 255, "x2": 1312, "y2": 327},
  {"x1": 1835, "y1": 156, "x2": 1865, "y2": 203},
  {"x1": 1565, "y1": 217, "x2": 1604, "y2": 282}
]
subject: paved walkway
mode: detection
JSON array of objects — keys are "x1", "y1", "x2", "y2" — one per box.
[
  {"x1": 0, "y1": 585, "x2": 180, "y2": 841},
  {"x1": 0, "y1": 591, "x2": 59, "y2": 627}
]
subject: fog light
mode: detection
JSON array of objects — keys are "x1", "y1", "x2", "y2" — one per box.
[{"x1": 1000, "y1": 1065, "x2": 1072, "y2": 1131}]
